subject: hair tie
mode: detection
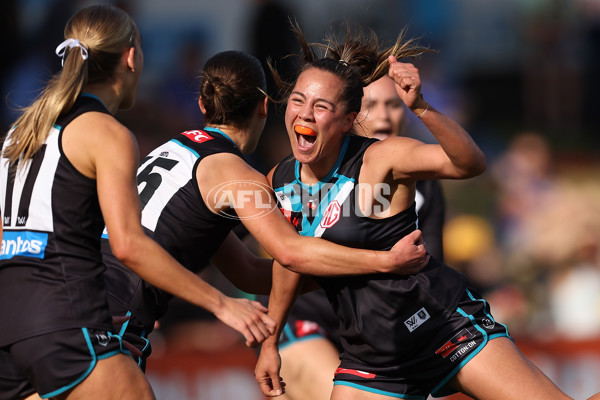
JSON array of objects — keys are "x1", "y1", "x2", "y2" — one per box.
[
  {"x1": 55, "y1": 38, "x2": 89, "y2": 66},
  {"x1": 339, "y1": 59, "x2": 349, "y2": 67}
]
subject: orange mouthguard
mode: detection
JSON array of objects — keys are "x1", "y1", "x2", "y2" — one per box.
[{"x1": 294, "y1": 125, "x2": 316, "y2": 136}]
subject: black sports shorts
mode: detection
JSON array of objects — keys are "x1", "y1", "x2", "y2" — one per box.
[
  {"x1": 333, "y1": 288, "x2": 511, "y2": 399},
  {"x1": 279, "y1": 317, "x2": 329, "y2": 350},
  {"x1": 0, "y1": 327, "x2": 126, "y2": 399}
]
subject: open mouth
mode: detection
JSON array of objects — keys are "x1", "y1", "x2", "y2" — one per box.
[
  {"x1": 371, "y1": 128, "x2": 394, "y2": 141},
  {"x1": 374, "y1": 128, "x2": 392, "y2": 136},
  {"x1": 294, "y1": 125, "x2": 317, "y2": 151}
]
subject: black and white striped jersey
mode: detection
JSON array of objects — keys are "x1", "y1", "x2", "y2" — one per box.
[
  {"x1": 0, "y1": 95, "x2": 113, "y2": 346},
  {"x1": 101, "y1": 127, "x2": 242, "y2": 332}
]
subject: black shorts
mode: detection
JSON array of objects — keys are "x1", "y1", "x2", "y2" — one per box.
[
  {"x1": 0, "y1": 327, "x2": 127, "y2": 400},
  {"x1": 279, "y1": 317, "x2": 329, "y2": 350},
  {"x1": 115, "y1": 311, "x2": 152, "y2": 371},
  {"x1": 333, "y1": 288, "x2": 511, "y2": 399}
]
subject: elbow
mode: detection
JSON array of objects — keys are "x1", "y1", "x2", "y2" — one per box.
[
  {"x1": 109, "y1": 234, "x2": 140, "y2": 270},
  {"x1": 458, "y1": 153, "x2": 487, "y2": 179},
  {"x1": 275, "y1": 252, "x2": 295, "y2": 271},
  {"x1": 269, "y1": 247, "x2": 297, "y2": 272},
  {"x1": 469, "y1": 158, "x2": 487, "y2": 178}
]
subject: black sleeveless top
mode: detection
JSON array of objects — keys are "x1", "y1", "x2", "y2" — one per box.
[
  {"x1": 101, "y1": 127, "x2": 242, "y2": 332},
  {"x1": 0, "y1": 95, "x2": 113, "y2": 345},
  {"x1": 272, "y1": 135, "x2": 468, "y2": 367}
]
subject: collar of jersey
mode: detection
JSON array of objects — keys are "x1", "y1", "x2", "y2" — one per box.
[
  {"x1": 294, "y1": 135, "x2": 350, "y2": 192},
  {"x1": 203, "y1": 126, "x2": 237, "y2": 147},
  {"x1": 80, "y1": 92, "x2": 105, "y2": 107}
]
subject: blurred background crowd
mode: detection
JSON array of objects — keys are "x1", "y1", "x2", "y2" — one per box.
[{"x1": 2, "y1": 0, "x2": 600, "y2": 397}]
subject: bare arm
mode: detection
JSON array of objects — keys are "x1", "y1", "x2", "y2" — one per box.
[
  {"x1": 210, "y1": 231, "x2": 273, "y2": 295},
  {"x1": 369, "y1": 56, "x2": 486, "y2": 181},
  {"x1": 197, "y1": 154, "x2": 428, "y2": 277},
  {"x1": 255, "y1": 261, "x2": 304, "y2": 397}
]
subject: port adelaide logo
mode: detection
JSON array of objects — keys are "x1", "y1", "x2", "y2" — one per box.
[{"x1": 404, "y1": 307, "x2": 431, "y2": 332}]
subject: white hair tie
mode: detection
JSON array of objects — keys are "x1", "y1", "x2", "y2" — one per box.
[{"x1": 55, "y1": 38, "x2": 89, "y2": 66}]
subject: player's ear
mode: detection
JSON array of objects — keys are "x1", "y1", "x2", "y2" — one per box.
[
  {"x1": 258, "y1": 96, "x2": 268, "y2": 119},
  {"x1": 198, "y1": 97, "x2": 207, "y2": 114}
]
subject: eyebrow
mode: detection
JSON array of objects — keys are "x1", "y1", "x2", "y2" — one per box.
[{"x1": 291, "y1": 91, "x2": 337, "y2": 110}]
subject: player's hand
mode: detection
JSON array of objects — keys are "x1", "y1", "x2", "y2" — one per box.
[
  {"x1": 388, "y1": 229, "x2": 430, "y2": 275},
  {"x1": 388, "y1": 55, "x2": 425, "y2": 110},
  {"x1": 255, "y1": 344, "x2": 286, "y2": 397},
  {"x1": 213, "y1": 296, "x2": 276, "y2": 347}
]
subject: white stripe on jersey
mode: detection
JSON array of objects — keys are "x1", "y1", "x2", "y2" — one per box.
[
  {"x1": 0, "y1": 127, "x2": 60, "y2": 232},
  {"x1": 139, "y1": 140, "x2": 199, "y2": 232}
]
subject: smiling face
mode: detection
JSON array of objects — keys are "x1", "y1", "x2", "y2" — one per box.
[
  {"x1": 355, "y1": 75, "x2": 406, "y2": 140},
  {"x1": 285, "y1": 68, "x2": 356, "y2": 176}
]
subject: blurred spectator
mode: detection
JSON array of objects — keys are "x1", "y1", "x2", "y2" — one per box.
[
  {"x1": 488, "y1": 132, "x2": 559, "y2": 334},
  {"x1": 491, "y1": 131, "x2": 558, "y2": 253},
  {"x1": 521, "y1": 182, "x2": 600, "y2": 339}
]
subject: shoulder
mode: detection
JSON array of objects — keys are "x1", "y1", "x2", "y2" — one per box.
[
  {"x1": 363, "y1": 135, "x2": 422, "y2": 173},
  {"x1": 196, "y1": 151, "x2": 262, "y2": 187},
  {"x1": 70, "y1": 111, "x2": 134, "y2": 143}
]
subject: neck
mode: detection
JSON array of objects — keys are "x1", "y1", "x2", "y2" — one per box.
[
  {"x1": 207, "y1": 124, "x2": 251, "y2": 153},
  {"x1": 83, "y1": 83, "x2": 121, "y2": 115},
  {"x1": 300, "y1": 136, "x2": 346, "y2": 184}
]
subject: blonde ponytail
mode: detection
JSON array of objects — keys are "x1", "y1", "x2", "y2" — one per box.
[{"x1": 2, "y1": 4, "x2": 137, "y2": 165}]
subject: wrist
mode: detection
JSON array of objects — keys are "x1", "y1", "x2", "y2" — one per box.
[
  {"x1": 409, "y1": 95, "x2": 429, "y2": 118},
  {"x1": 380, "y1": 251, "x2": 396, "y2": 274},
  {"x1": 262, "y1": 337, "x2": 280, "y2": 349},
  {"x1": 209, "y1": 292, "x2": 227, "y2": 316}
]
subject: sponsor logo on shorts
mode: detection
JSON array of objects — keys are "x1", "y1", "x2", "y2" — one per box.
[
  {"x1": 181, "y1": 130, "x2": 213, "y2": 143},
  {"x1": 449, "y1": 340, "x2": 477, "y2": 363},
  {"x1": 404, "y1": 307, "x2": 430, "y2": 332},
  {"x1": 1, "y1": 230, "x2": 48, "y2": 260},
  {"x1": 482, "y1": 317, "x2": 495, "y2": 329},
  {"x1": 435, "y1": 328, "x2": 476, "y2": 363},
  {"x1": 334, "y1": 368, "x2": 376, "y2": 379},
  {"x1": 96, "y1": 333, "x2": 110, "y2": 347},
  {"x1": 295, "y1": 320, "x2": 321, "y2": 337}
]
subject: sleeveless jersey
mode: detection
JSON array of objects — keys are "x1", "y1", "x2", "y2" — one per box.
[
  {"x1": 271, "y1": 176, "x2": 447, "y2": 351},
  {"x1": 272, "y1": 135, "x2": 468, "y2": 368},
  {"x1": 101, "y1": 127, "x2": 242, "y2": 331},
  {"x1": 0, "y1": 95, "x2": 113, "y2": 346}
]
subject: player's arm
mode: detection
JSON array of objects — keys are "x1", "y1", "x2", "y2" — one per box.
[
  {"x1": 210, "y1": 231, "x2": 273, "y2": 295},
  {"x1": 198, "y1": 154, "x2": 428, "y2": 277},
  {"x1": 210, "y1": 231, "x2": 322, "y2": 296},
  {"x1": 367, "y1": 56, "x2": 486, "y2": 182},
  {"x1": 255, "y1": 260, "x2": 303, "y2": 397},
  {"x1": 87, "y1": 115, "x2": 275, "y2": 346}
]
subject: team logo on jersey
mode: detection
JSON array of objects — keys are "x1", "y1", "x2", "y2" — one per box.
[
  {"x1": 320, "y1": 200, "x2": 342, "y2": 229},
  {"x1": 180, "y1": 130, "x2": 213, "y2": 143},
  {"x1": 0, "y1": 231, "x2": 48, "y2": 260},
  {"x1": 434, "y1": 327, "x2": 477, "y2": 363},
  {"x1": 404, "y1": 307, "x2": 430, "y2": 332}
]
